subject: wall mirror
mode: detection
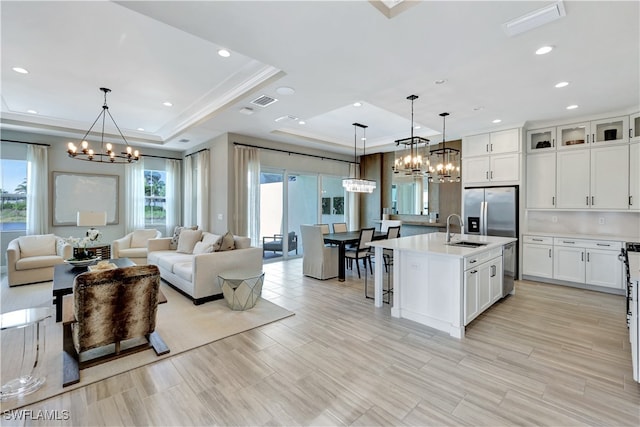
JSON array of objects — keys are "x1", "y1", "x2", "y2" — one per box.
[{"x1": 391, "y1": 175, "x2": 429, "y2": 215}]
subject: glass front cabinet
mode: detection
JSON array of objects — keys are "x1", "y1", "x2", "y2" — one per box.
[
  {"x1": 526, "y1": 127, "x2": 556, "y2": 153},
  {"x1": 557, "y1": 122, "x2": 591, "y2": 149},
  {"x1": 630, "y1": 112, "x2": 640, "y2": 143},
  {"x1": 590, "y1": 116, "x2": 629, "y2": 145}
]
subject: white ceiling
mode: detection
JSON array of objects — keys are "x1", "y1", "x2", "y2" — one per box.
[{"x1": 1, "y1": 1, "x2": 638, "y2": 156}]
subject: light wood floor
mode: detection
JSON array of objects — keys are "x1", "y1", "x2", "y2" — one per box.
[{"x1": 4, "y1": 259, "x2": 640, "y2": 426}]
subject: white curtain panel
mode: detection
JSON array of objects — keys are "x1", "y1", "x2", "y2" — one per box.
[
  {"x1": 26, "y1": 144, "x2": 48, "y2": 234},
  {"x1": 347, "y1": 163, "x2": 360, "y2": 231},
  {"x1": 234, "y1": 146, "x2": 260, "y2": 246},
  {"x1": 165, "y1": 158, "x2": 182, "y2": 234},
  {"x1": 125, "y1": 160, "x2": 145, "y2": 233},
  {"x1": 195, "y1": 150, "x2": 210, "y2": 231},
  {"x1": 183, "y1": 155, "x2": 194, "y2": 227}
]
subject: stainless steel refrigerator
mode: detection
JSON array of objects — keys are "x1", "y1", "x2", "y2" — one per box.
[{"x1": 463, "y1": 186, "x2": 518, "y2": 297}]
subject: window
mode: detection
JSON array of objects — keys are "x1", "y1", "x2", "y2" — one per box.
[
  {"x1": 0, "y1": 159, "x2": 28, "y2": 231},
  {"x1": 144, "y1": 170, "x2": 166, "y2": 227}
]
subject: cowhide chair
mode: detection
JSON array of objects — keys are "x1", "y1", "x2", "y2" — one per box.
[{"x1": 62, "y1": 264, "x2": 169, "y2": 386}]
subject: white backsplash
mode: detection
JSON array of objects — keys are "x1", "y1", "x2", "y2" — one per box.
[{"x1": 525, "y1": 211, "x2": 640, "y2": 240}]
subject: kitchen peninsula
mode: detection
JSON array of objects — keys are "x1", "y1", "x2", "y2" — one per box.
[{"x1": 368, "y1": 232, "x2": 517, "y2": 338}]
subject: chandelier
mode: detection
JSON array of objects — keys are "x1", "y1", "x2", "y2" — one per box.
[
  {"x1": 66, "y1": 88, "x2": 141, "y2": 163},
  {"x1": 428, "y1": 112, "x2": 461, "y2": 183},
  {"x1": 392, "y1": 94, "x2": 430, "y2": 175},
  {"x1": 342, "y1": 122, "x2": 377, "y2": 193}
]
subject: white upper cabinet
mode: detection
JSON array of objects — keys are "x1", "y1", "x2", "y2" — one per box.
[
  {"x1": 462, "y1": 133, "x2": 491, "y2": 158},
  {"x1": 556, "y1": 150, "x2": 590, "y2": 209},
  {"x1": 526, "y1": 152, "x2": 556, "y2": 208},
  {"x1": 527, "y1": 127, "x2": 556, "y2": 153},
  {"x1": 590, "y1": 145, "x2": 630, "y2": 210},
  {"x1": 557, "y1": 122, "x2": 591, "y2": 149},
  {"x1": 590, "y1": 116, "x2": 629, "y2": 145},
  {"x1": 490, "y1": 129, "x2": 520, "y2": 154},
  {"x1": 630, "y1": 112, "x2": 640, "y2": 143},
  {"x1": 630, "y1": 142, "x2": 640, "y2": 210}
]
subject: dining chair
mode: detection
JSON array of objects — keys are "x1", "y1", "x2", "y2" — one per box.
[
  {"x1": 345, "y1": 228, "x2": 375, "y2": 279},
  {"x1": 332, "y1": 222, "x2": 348, "y2": 233},
  {"x1": 300, "y1": 225, "x2": 338, "y2": 280},
  {"x1": 383, "y1": 225, "x2": 401, "y2": 273},
  {"x1": 314, "y1": 224, "x2": 330, "y2": 235}
]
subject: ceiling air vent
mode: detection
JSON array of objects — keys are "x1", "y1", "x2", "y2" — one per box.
[
  {"x1": 250, "y1": 95, "x2": 278, "y2": 107},
  {"x1": 502, "y1": 1, "x2": 566, "y2": 37}
]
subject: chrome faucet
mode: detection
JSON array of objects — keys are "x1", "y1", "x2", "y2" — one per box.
[{"x1": 446, "y1": 214, "x2": 464, "y2": 243}]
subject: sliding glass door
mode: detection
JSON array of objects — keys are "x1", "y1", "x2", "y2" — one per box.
[
  {"x1": 287, "y1": 173, "x2": 318, "y2": 257},
  {"x1": 260, "y1": 171, "x2": 285, "y2": 260}
]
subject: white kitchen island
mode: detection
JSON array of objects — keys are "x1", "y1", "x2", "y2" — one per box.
[{"x1": 368, "y1": 232, "x2": 517, "y2": 338}]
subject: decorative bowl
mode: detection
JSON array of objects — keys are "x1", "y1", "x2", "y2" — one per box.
[
  {"x1": 64, "y1": 257, "x2": 100, "y2": 267},
  {"x1": 565, "y1": 139, "x2": 585, "y2": 145}
]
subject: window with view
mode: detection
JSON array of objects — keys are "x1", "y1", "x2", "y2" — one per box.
[
  {"x1": 0, "y1": 159, "x2": 28, "y2": 231},
  {"x1": 144, "y1": 170, "x2": 166, "y2": 227}
]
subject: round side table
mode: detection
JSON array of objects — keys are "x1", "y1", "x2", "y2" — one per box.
[
  {"x1": 218, "y1": 269, "x2": 265, "y2": 311},
  {"x1": 1, "y1": 307, "x2": 51, "y2": 401}
]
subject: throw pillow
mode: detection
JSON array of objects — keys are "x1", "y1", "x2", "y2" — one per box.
[
  {"x1": 18, "y1": 234, "x2": 57, "y2": 257},
  {"x1": 169, "y1": 225, "x2": 198, "y2": 250},
  {"x1": 130, "y1": 229, "x2": 158, "y2": 248},
  {"x1": 176, "y1": 229, "x2": 203, "y2": 254},
  {"x1": 201, "y1": 233, "x2": 222, "y2": 252},
  {"x1": 193, "y1": 241, "x2": 214, "y2": 254},
  {"x1": 218, "y1": 231, "x2": 236, "y2": 251}
]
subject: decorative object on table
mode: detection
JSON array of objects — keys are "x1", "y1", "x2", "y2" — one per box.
[
  {"x1": 342, "y1": 122, "x2": 377, "y2": 193},
  {"x1": 393, "y1": 94, "x2": 430, "y2": 176},
  {"x1": 429, "y1": 111, "x2": 461, "y2": 183},
  {"x1": 218, "y1": 269, "x2": 265, "y2": 311},
  {"x1": 88, "y1": 260, "x2": 118, "y2": 271},
  {"x1": 66, "y1": 87, "x2": 141, "y2": 164},
  {"x1": 77, "y1": 210, "x2": 106, "y2": 242},
  {"x1": 64, "y1": 257, "x2": 100, "y2": 267}
]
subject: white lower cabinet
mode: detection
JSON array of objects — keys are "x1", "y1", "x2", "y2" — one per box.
[
  {"x1": 522, "y1": 236, "x2": 553, "y2": 278},
  {"x1": 553, "y1": 238, "x2": 623, "y2": 289},
  {"x1": 464, "y1": 249, "x2": 503, "y2": 325},
  {"x1": 553, "y1": 244, "x2": 586, "y2": 282}
]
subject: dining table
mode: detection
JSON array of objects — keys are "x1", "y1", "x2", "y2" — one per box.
[{"x1": 323, "y1": 230, "x2": 387, "y2": 281}]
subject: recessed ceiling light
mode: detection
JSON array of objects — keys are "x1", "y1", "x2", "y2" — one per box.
[
  {"x1": 566, "y1": 104, "x2": 578, "y2": 110},
  {"x1": 12, "y1": 67, "x2": 28, "y2": 74},
  {"x1": 492, "y1": 119, "x2": 502, "y2": 124},
  {"x1": 137, "y1": 127, "x2": 145, "y2": 131},
  {"x1": 276, "y1": 86, "x2": 295, "y2": 95},
  {"x1": 239, "y1": 107, "x2": 254, "y2": 115},
  {"x1": 434, "y1": 79, "x2": 447, "y2": 85},
  {"x1": 163, "y1": 101, "x2": 173, "y2": 107},
  {"x1": 298, "y1": 120, "x2": 306, "y2": 125},
  {"x1": 414, "y1": 125, "x2": 421, "y2": 130},
  {"x1": 535, "y1": 46, "x2": 553, "y2": 55},
  {"x1": 179, "y1": 138, "x2": 190, "y2": 143},
  {"x1": 555, "y1": 81, "x2": 569, "y2": 88},
  {"x1": 218, "y1": 49, "x2": 231, "y2": 58},
  {"x1": 27, "y1": 109, "x2": 37, "y2": 114},
  {"x1": 353, "y1": 102, "x2": 362, "y2": 107}
]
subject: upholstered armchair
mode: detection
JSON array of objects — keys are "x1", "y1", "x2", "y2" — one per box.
[
  {"x1": 262, "y1": 231, "x2": 298, "y2": 257},
  {"x1": 62, "y1": 264, "x2": 168, "y2": 386},
  {"x1": 300, "y1": 225, "x2": 338, "y2": 280},
  {"x1": 111, "y1": 229, "x2": 161, "y2": 264},
  {"x1": 6, "y1": 234, "x2": 72, "y2": 286}
]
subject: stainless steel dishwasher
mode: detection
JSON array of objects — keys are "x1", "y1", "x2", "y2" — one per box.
[{"x1": 503, "y1": 242, "x2": 516, "y2": 297}]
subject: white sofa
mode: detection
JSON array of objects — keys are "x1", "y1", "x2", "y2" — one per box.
[
  {"x1": 111, "y1": 229, "x2": 162, "y2": 265},
  {"x1": 147, "y1": 232, "x2": 263, "y2": 304},
  {"x1": 6, "y1": 234, "x2": 72, "y2": 286}
]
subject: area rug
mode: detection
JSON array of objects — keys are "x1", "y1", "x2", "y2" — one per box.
[{"x1": 0, "y1": 280, "x2": 294, "y2": 411}]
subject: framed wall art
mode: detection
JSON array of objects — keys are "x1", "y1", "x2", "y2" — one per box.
[
  {"x1": 333, "y1": 196, "x2": 344, "y2": 215},
  {"x1": 322, "y1": 197, "x2": 331, "y2": 215},
  {"x1": 53, "y1": 172, "x2": 119, "y2": 226}
]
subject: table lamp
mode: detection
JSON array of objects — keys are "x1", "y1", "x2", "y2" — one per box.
[{"x1": 77, "y1": 211, "x2": 107, "y2": 241}]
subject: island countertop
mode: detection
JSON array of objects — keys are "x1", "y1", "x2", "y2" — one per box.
[{"x1": 367, "y1": 232, "x2": 517, "y2": 257}]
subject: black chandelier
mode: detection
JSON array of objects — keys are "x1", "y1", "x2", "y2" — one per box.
[
  {"x1": 392, "y1": 94, "x2": 430, "y2": 175},
  {"x1": 66, "y1": 87, "x2": 141, "y2": 164}
]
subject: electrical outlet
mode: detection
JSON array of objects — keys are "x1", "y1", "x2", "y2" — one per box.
[
  {"x1": 598, "y1": 217, "x2": 605, "y2": 225},
  {"x1": 217, "y1": 213, "x2": 223, "y2": 220},
  {"x1": 552, "y1": 216, "x2": 558, "y2": 223}
]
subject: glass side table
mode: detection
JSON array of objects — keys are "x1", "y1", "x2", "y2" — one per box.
[
  {"x1": 218, "y1": 269, "x2": 265, "y2": 311},
  {"x1": 1, "y1": 307, "x2": 51, "y2": 400}
]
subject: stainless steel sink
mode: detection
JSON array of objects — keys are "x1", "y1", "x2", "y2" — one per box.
[{"x1": 447, "y1": 241, "x2": 488, "y2": 248}]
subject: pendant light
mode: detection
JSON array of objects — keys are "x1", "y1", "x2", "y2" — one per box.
[
  {"x1": 429, "y1": 112, "x2": 460, "y2": 183},
  {"x1": 342, "y1": 122, "x2": 377, "y2": 193},
  {"x1": 392, "y1": 94, "x2": 430, "y2": 175}
]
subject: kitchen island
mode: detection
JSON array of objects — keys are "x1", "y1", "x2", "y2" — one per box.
[{"x1": 368, "y1": 232, "x2": 517, "y2": 338}]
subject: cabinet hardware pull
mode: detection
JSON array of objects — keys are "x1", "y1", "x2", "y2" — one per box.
[
  {"x1": 552, "y1": 196, "x2": 555, "y2": 206},
  {"x1": 586, "y1": 134, "x2": 589, "y2": 144},
  {"x1": 586, "y1": 196, "x2": 589, "y2": 206},
  {"x1": 591, "y1": 196, "x2": 595, "y2": 205},
  {"x1": 470, "y1": 259, "x2": 477, "y2": 264},
  {"x1": 471, "y1": 270, "x2": 478, "y2": 274},
  {"x1": 491, "y1": 143, "x2": 493, "y2": 151},
  {"x1": 548, "y1": 248, "x2": 552, "y2": 257},
  {"x1": 563, "y1": 240, "x2": 575, "y2": 244},
  {"x1": 596, "y1": 243, "x2": 610, "y2": 247},
  {"x1": 486, "y1": 171, "x2": 489, "y2": 179},
  {"x1": 631, "y1": 128, "x2": 633, "y2": 139},
  {"x1": 491, "y1": 171, "x2": 494, "y2": 179},
  {"x1": 486, "y1": 144, "x2": 489, "y2": 152},
  {"x1": 581, "y1": 252, "x2": 584, "y2": 261},
  {"x1": 491, "y1": 265, "x2": 496, "y2": 277},
  {"x1": 533, "y1": 238, "x2": 543, "y2": 241},
  {"x1": 552, "y1": 138, "x2": 555, "y2": 145},
  {"x1": 592, "y1": 134, "x2": 595, "y2": 143},
  {"x1": 587, "y1": 252, "x2": 590, "y2": 262},
  {"x1": 630, "y1": 195, "x2": 633, "y2": 206}
]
